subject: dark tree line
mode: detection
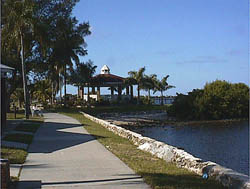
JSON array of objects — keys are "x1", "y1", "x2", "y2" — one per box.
[
  {"x1": 168, "y1": 80, "x2": 249, "y2": 120},
  {"x1": 1, "y1": 0, "x2": 92, "y2": 115}
]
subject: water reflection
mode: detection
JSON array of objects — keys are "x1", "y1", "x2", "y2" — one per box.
[{"x1": 135, "y1": 122, "x2": 249, "y2": 175}]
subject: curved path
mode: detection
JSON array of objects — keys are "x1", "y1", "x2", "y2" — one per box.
[{"x1": 17, "y1": 113, "x2": 149, "y2": 188}]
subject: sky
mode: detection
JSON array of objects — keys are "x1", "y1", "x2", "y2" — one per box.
[{"x1": 66, "y1": 0, "x2": 249, "y2": 96}]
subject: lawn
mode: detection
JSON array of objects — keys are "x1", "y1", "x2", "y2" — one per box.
[
  {"x1": 3, "y1": 134, "x2": 33, "y2": 144},
  {"x1": 15, "y1": 121, "x2": 42, "y2": 133},
  {"x1": 53, "y1": 104, "x2": 167, "y2": 116},
  {"x1": 1, "y1": 117, "x2": 43, "y2": 165},
  {"x1": 62, "y1": 111, "x2": 226, "y2": 189},
  {"x1": 1, "y1": 147, "x2": 27, "y2": 164}
]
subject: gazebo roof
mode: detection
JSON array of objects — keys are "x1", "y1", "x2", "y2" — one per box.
[{"x1": 90, "y1": 73, "x2": 126, "y2": 87}]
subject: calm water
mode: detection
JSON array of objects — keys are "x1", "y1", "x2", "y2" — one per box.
[{"x1": 134, "y1": 122, "x2": 249, "y2": 175}]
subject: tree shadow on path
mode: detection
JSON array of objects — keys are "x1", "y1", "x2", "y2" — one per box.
[{"x1": 28, "y1": 121, "x2": 105, "y2": 153}]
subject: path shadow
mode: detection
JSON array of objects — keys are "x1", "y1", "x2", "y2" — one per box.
[
  {"x1": 17, "y1": 180, "x2": 42, "y2": 189},
  {"x1": 28, "y1": 121, "x2": 105, "y2": 153},
  {"x1": 17, "y1": 176, "x2": 143, "y2": 188}
]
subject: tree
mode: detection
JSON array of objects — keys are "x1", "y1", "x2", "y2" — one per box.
[
  {"x1": 31, "y1": 79, "x2": 52, "y2": 104},
  {"x1": 68, "y1": 61, "x2": 97, "y2": 102},
  {"x1": 128, "y1": 67, "x2": 146, "y2": 104},
  {"x1": 168, "y1": 80, "x2": 249, "y2": 120},
  {"x1": 49, "y1": 16, "x2": 91, "y2": 106},
  {"x1": 2, "y1": 0, "x2": 36, "y2": 119},
  {"x1": 154, "y1": 75, "x2": 175, "y2": 105},
  {"x1": 84, "y1": 60, "x2": 97, "y2": 102},
  {"x1": 141, "y1": 74, "x2": 157, "y2": 104},
  {"x1": 2, "y1": 0, "x2": 91, "y2": 109}
]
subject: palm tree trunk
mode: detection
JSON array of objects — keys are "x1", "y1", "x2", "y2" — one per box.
[
  {"x1": 87, "y1": 83, "x2": 90, "y2": 102},
  {"x1": 137, "y1": 85, "x2": 140, "y2": 105},
  {"x1": 51, "y1": 81, "x2": 54, "y2": 105},
  {"x1": 59, "y1": 73, "x2": 62, "y2": 105},
  {"x1": 161, "y1": 91, "x2": 164, "y2": 106},
  {"x1": 148, "y1": 90, "x2": 151, "y2": 105},
  {"x1": 20, "y1": 32, "x2": 29, "y2": 119},
  {"x1": 64, "y1": 64, "x2": 67, "y2": 106}
]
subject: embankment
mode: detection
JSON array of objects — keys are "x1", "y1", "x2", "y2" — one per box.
[{"x1": 80, "y1": 111, "x2": 250, "y2": 189}]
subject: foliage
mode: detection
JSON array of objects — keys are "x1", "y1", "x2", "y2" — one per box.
[
  {"x1": 168, "y1": 80, "x2": 249, "y2": 120},
  {"x1": 68, "y1": 60, "x2": 97, "y2": 86},
  {"x1": 2, "y1": 0, "x2": 92, "y2": 109},
  {"x1": 30, "y1": 79, "x2": 52, "y2": 104},
  {"x1": 1, "y1": 147, "x2": 27, "y2": 164},
  {"x1": 128, "y1": 67, "x2": 146, "y2": 104},
  {"x1": 153, "y1": 75, "x2": 175, "y2": 105},
  {"x1": 141, "y1": 74, "x2": 157, "y2": 104}
]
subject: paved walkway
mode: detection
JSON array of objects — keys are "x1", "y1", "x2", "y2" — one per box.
[{"x1": 17, "y1": 113, "x2": 149, "y2": 188}]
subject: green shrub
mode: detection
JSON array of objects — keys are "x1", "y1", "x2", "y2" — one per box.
[{"x1": 168, "y1": 80, "x2": 249, "y2": 120}]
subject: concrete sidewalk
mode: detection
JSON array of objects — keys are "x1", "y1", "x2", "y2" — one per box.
[{"x1": 17, "y1": 113, "x2": 149, "y2": 189}]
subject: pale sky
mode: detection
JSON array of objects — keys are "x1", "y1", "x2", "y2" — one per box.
[{"x1": 65, "y1": 0, "x2": 249, "y2": 96}]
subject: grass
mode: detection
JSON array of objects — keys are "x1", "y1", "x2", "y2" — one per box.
[
  {"x1": 3, "y1": 134, "x2": 33, "y2": 144},
  {"x1": 53, "y1": 104, "x2": 167, "y2": 116},
  {"x1": 62, "y1": 110, "x2": 226, "y2": 189},
  {"x1": 15, "y1": 121, "x2": 42, "y2": 133},
  {"x1": 7, "y1": 112, "x2": 25, "y2": 120},
  {"x1": 1, "y1": 147, "x2": 27, "y2": 164},
  {"x1": 1, "y1": 118, "x2": 43, "y2": 166}
]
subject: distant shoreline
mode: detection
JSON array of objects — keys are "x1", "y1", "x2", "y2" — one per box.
[
  {"x1": 159, "y1": 118, "x2": 249, "y2": 127},
  {"x1": 98, "y1": 111, "x2": 249, "y2": 128}
]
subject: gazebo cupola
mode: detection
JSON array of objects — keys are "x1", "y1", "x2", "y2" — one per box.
[{"x1": 101, "y1": 65, "x2": 110, "y2": 74}]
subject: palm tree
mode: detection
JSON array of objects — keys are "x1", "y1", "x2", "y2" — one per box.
[
  {"x1": 31, "y1": 79, "x2": 52, "y2": 104},
  {"x1": 68, "y1": 61, "x2": 97, "y2": 102},
  {"x1": 2, "y1": 0, "x2": 36, "y2": 119},
  {"x1": 50, "y1": 17, "x2": 91, "y2": 106},
  {"x1": 128, "y1": 67, "x2": 146, "y2": 105},
  {"x1": 154, "y1": 75, "x2": 175, "y2": 105},
  {"x1": 142, "y1": 74, "x2": 157, "y2": 104},
  {"x1": 85, "y1": 61, "x2": 97, "y2": 102},
  {"x1": 10, "y1": 88, "x2": 24, "y2": 108}
]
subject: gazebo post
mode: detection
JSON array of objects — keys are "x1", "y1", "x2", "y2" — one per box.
[
  {"x1": 92, "y1": 87, "x2": 95, "y2": 94},
  {"x1": 77, "y1": 86, "x2": 80, "y2": 99},
  {"x1": 126, "y1": 86, "x2": 129, "y2": 95},
  {"x1": 130, "y1": 85, "x2": 133, "y2": 99},
  {"x1": 118, "y1": 85, "x2": 122, "y2": 101},
  {"x1": 87, "y1": 83, "x2": 90, "y2": 102},
  {"x1": 111, "y1": 87, "x2": 114, "y2": 99},
  {"x1": 97, "y1": 87, "x2": 100, "y2": 101},
  {"x1": 79, "y1": 86, "x2": 84, "y2": 99}
]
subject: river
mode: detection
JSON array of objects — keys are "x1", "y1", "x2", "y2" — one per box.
[{"x1": 133, "y1": 121, "x2": 249, "y2": 175}]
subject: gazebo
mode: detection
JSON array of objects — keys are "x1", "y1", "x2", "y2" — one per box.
[
  {"x1": 78, "y1": 65, "x2": 135, "y2": 101},
  {"x1": 1, "y1": 64, "x2": 14, "y2": 132}
]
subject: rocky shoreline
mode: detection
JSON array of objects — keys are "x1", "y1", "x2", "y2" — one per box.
[{"x1": 97, "y1": 111, "x2": 248, "y2": 129}]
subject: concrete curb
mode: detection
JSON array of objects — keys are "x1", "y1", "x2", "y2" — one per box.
[{"x1": 80, "y1": 111, "x2": 250, "y2": 189}]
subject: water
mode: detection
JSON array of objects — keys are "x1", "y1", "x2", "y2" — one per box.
[{"x1": 134, "y1": 121, "x2": 249, "y2": 175}]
